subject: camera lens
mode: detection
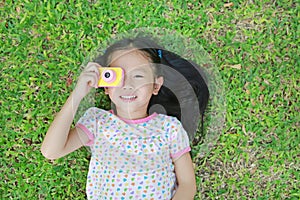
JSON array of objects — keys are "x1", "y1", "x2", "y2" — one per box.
[
  {"x1": 104, "y1": 72, "x2": 111, "y2": 78},
  {"x1": 102, "y1": 69, "x2": 116, "y2": 83}
]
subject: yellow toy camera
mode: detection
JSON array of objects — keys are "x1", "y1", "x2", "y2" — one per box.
[{"x1": 98, "y1": 67, "x2": 124, "y2": 87}]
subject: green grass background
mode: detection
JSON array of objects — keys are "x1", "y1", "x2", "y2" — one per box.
[{"x1": 1, "y1": 0, "x2": 299, "y2": 199}]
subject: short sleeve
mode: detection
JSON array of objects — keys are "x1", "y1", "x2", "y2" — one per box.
[
  {"x1": 169, "y1": 118, "x2": 191, "y2": 161},
  {"x1": 76, "y1": 107, "x2": 99, "y2": 146}
]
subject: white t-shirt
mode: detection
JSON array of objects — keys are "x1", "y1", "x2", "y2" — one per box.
[{"x1": 76, "y1": 107, "x2": 190, "y2": 200}]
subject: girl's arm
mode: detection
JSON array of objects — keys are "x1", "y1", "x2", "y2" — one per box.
[
  {"x1": 40, "y1": 93, "x2": 89, "y2": 159},
  {"x1": 41, "y1": 63, "x2": 100, "y2": 159},
  {"x1": 172, "y1": 153, "x2": 197, "y2": 200}
]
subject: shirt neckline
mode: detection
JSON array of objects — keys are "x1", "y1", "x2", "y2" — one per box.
[{"x1": 109, "y1": 110, "x2": 158, "y2": 124}]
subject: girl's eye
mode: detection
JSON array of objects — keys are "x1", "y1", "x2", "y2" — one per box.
[{"x1": 134, "y1": 75, "x2": 144, "y2": 78}]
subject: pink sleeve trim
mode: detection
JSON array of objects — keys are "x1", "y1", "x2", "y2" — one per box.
[
  {"x1": 76, "y1": 123, "x2": 95, "y2": 146},
  {"x1": 171, "y1": 146, "x2": 191, "y2": 160}
]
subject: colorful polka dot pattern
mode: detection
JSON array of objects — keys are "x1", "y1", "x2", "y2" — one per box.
[{"x1": 76, "y1": 107, "x2": 190, "y2": 199}]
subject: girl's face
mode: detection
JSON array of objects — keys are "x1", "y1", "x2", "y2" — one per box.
[{"x1": 105, "y1": 49, "x2": 163, "y2": 120}]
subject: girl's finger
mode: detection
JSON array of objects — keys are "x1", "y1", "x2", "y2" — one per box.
[
  {"x1": 84, "y1": 72, "x2": 99, "y2": 88},
  {"x1": 85, "y1": 62, "x2": 101, "y2": 75}
]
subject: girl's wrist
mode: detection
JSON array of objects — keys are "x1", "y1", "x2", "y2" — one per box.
[{"x1": 69, "y1": 91, "x2": 83, "y2": 107}]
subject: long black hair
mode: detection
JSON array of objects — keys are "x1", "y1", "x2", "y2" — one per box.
[{"x1": 94, "y1": 36, "x2": 209, "y2": 140}]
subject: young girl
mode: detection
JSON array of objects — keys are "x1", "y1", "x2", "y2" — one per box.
[{"x1": 41, "y1": 36, "x2": 209, "y2": 200}]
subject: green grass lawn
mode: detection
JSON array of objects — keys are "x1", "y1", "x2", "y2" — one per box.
[{"x1": 1, "y1": 0, "x2": 299, "y2": 199}]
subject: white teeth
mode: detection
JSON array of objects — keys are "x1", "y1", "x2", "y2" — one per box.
[{"x1": 120, "y1": 95, "x2": 137, "y2": 99}]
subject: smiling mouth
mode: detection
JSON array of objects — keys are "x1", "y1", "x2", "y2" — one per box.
[{"x1": 120, "y1": 95, "x2": 137, "y2": 101}]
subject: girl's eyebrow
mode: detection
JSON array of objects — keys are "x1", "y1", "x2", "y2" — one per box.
[{"x1": 128, "y1": 67, "x2": 148, "y2": 73}]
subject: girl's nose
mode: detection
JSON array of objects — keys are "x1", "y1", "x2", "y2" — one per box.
[
  {"x1": 122, "y1": 84, "x2": 133, "y2": 90},
  {"x1": 122, "y1": 76, "x2": 133, "y2": 90}
]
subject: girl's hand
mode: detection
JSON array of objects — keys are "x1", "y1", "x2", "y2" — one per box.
[{"x1": 73, "y1": 62, "x2": 101, "y2": 100}]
